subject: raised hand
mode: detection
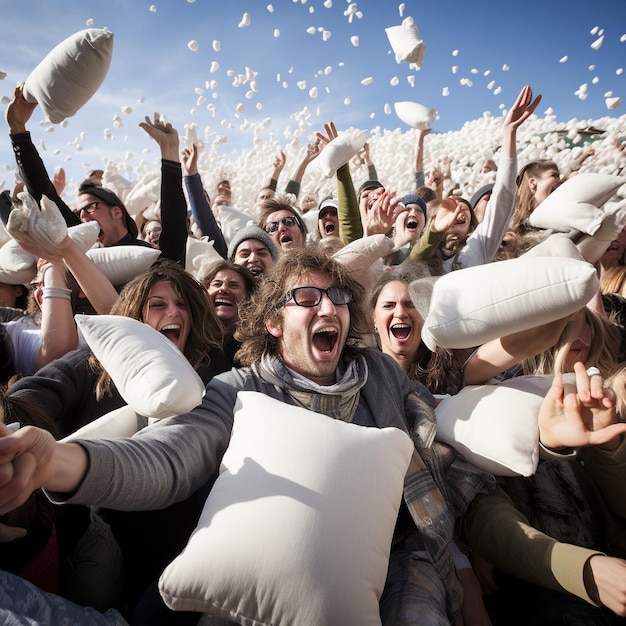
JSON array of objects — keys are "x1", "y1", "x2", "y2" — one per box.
[{"x1": 139, "y1": 112, "x2": 180, "y2": 161}]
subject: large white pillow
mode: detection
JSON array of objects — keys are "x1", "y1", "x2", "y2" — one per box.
[
  {"x1": 215, "y1": 205, "x2": 255, "y2": 248},
  {"x1": 23, "y1": 29, "x2": 114, "y2": 124},
  {"x1": 385, "y1": 17, "x2": 425, "y2": 66},
  {"x1": 85, "y1": 245, "x2": 161, "y2": 286},
  {"x1": 417, "y1": 255, "x2": 599, "y2": 351},
  {"x1": 435, "y1": 378, "x2": 548, "y2": 477},
  {"x1": 312, "y1": 129, "x2": 368, "y2": 178},
  {"x1": 75, "y1": 314, "x2": 205, "y2": 419},
  {"x1": 0, "y1": 239, "x2": 37, "y2": 284},
  {"x1": 528, "y1": 173, "x2": 625, "y2": 235},
  {"x1": 394, "y1": 101, "x2": 437, "y2": 130},
  {"x1": 159, "y1": 391, "x2": 413, "y2": 625},
  {"x1": 61, "y1": 405, "x2": 147, "y2": 442}
]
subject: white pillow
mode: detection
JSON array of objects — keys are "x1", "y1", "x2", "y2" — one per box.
[
  {"x1": 312, "y1": 130, "x2": 368, "y2": 178},
  {"x1": 418, "y1": 255, "x2": 599, "y2": 351},
  {"x1": 385, "y1": 17, "x2": 425, "y2": 66},
  {"x1": 575, "y1": 198, "x2": 626, "y2": 264},
  {"x1": 61, "y1": 405, "x2": 147, "y2": 442},
  {"x1": 0, "y1": 239, "x2": 37, "y2": 284},
  {"x1": 75, "y1": 314, "x2": 206, "y2": 419},
  {"x1": 435, "y1": 379, "x2": 546, "y2": 476},
  {"x1": 67, "y1": 221, "x2": 101, "y2": 252},
  {"x1": 186, "y1": 237, "x2": 223, "y2": 279},
  {"x1": 23, "y1": 29, "x2": 114, "y2": 124},
  {"x1": 528, "y1": 173, "x2": 625, "y2": 235},
  {"x1": 159, "y1": 391, "x2": 413, "y2": 624},
  {"x1": 216, "y1": 205, "x2": 255, "y2": 247},
  {"x1": 394, "y1": 101, "x2": 437, "y2": 130},
  {"x1": 85, "y1": 245, "x2": 161, "y2": 286}
]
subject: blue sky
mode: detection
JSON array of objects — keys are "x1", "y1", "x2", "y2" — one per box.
[{"x1": 0, "y1": 0, "x2": 625, "y2": 188}]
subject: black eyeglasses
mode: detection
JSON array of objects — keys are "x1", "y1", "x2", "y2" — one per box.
[
  {"x1": 78, "y1": 201, "x2": 104, "y2": 214},
  {"x1": 283, "y1": 286, "x2": 352, "y2": 308},
  {"x1": 265, "y1": 216, "x2": 298, "y2": 233}
]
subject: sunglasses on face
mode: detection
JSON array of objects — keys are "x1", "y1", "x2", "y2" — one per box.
[
  {"x1": 283, "y1": 286, "x2": 352, "y2": 308},
  {"x1": 265, "y1": 216, "x2": 298, "y2": 233}
]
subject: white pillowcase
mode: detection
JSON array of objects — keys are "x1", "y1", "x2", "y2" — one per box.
[
  {"x1": 159, "y1": 391, "x2": 413, "y2": 625},
  {"x1": 575, "y1": 198, "x2": 626, "y2": 264},
  {"x1": 528, "y1": 173, "x2": 625, "y2": 235},
  {"x1": 186, "y1": 237, "x2": 223, "y2": 279},
  {"x1": 61, "y1": 405, "x2": 147, "y2": 442},
  {"x1": 85, "y1": 245, "x2": 161, "y2": 286},
  {"x1": 312, "y1": 130, "x2": 368, "y2": 178},
  {"x1": 385, "y1": 17, "x2": 425, "y2": 66},
  {"x1": 435, "y1": 378, "x2": 548, "y2": 477},
  {"x1": 75, "y1": 314, "x2": 205, "y2": 419},
  {"x1": 23, "y1": 29, "x2": 114, "y2": 124},
  {"x1": 0, "y1": 239, "x2": 37, "y2": 284},
  {"x1": 394, "y1": 101, "x2": 437, "y2": 130},
  {"x1": 419, "y1": 255, "x2": 599, "y2": 351}
]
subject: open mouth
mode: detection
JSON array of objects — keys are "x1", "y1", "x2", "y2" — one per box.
[
  {"x1": 160, "y1": 323, "x2": 181, "y2": 343},
  {"x1": 280, "y1": 235, "x2": 293, "y2": 246},
  {"x1": 406, "y1": 218, "x2": 418, "y2": 230},
  {"x1": 324, "y1": 223, "x2": 335, "y2": 234},
  {"x1": 390, "y1": 323, "x2": 411, "y2": 340},
  {"x1": 214, "y1": 298, "x2": 234, "y2": 310},
  {"x1": 312, "y1": 327, "x2": 338, "y2": 353},
  {"x1": 456, "y1": 213, "x2": 467, "y2": 224}
]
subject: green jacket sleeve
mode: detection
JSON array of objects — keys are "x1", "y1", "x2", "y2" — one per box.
[
  {"x1": 460, "y1": 485, "x2": 604, "y2": 606},
  {"x1": 336, "y1": 164, "x2": 362, "y2": 244}
]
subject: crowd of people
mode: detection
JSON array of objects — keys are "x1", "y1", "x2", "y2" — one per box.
[{"x1": 0, "y1": 80, "x2": 626, "y2": 626}]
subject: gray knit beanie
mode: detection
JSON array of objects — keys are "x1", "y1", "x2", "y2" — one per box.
[{"x1": 227, "y1": 224, "x2": 278, "y2": 260}]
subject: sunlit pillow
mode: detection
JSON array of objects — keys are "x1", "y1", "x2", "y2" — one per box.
[
  {"x1": 159, "y1": 391, "x2": 413, "y2": 624},
  {"x1": 575, "y1": 198, "x2": 626, "y2": 264},
  {"x1": 435, "y1": 378, "x2": 548, "y2": 476},
  {"x1": 186, "y1": 237, "x2": 223, "y2": 279},
  {"x1": 312, "y1": 129, "x2": 368, "y2": 178},
  {"x1": 394, "y1": 101, "x2": 437, "y2": 130},
  {"x1": 385, "y1": 17, "x2": 425, "y2": 66},
  {"x1": 417, "y1": 255, "x2": 599, "y2": 351},
  {"x1": 23, "y1": 29, "x2": 114, "y2": 124},
  {"x1": 85, "y1": 245, "x2": 161, "y2": 286},
  {"x1": 528, "y1": 173, "x2": 625, "y2": 235},
  {"x1": 75, "y1": 314, "x2": 205, "y2": 419}
]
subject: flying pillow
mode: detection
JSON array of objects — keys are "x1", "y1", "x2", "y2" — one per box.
[
  {"x1": 435, "y1": 377, "x2": 549, "y2": 476},
  {"x1": 312, "y1": 129, "x2": 368, "y2": 178},
  {"x1": 528, "y1": 173, "x2": 624, "y2": 235},
  {"x1": 75, "y1": 314, "x2": 205, "y2": 419},
  {"x1": 159, "y1": 391, "x2": 413, "y2": 625},
  {"x1": 23, "y1": 28, "x2": 114, "y2": 124},
  {"x1": 417, "y1": 255, "x2": 599, "y2": 351},
  {"x1": 394, "y1": 101, "x2": 437, "y2": 130},
  {"x1": 85, "y1": 246, "x2": 161, "y2": 286},
  {"x1": 385, "y1": 17, "x2": 425, "y2": 66}
]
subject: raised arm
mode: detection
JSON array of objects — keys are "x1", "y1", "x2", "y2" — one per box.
[
  {"x1": 284, "y1": 140, "x2": 322, "y2": 198},
  {"x1": 414, "y1": 128, "x2": 431, "y2": 189},
  {"x1": 139, "y1": 113, "x2": 188, "y2": 265},
  {"x1": 182, "y1": 142, "x2": 228, "y2": 257},
  {"x1": 5, "y1": 84, "x2": 79, "y2": 227}
]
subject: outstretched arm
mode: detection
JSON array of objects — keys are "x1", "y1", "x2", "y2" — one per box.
[
  {"x1": 414, "y1": 128, "x2": 431, "y2": 189},
  {"x1": 285, "y1": 140, "x2": 322, "y2": 198}
]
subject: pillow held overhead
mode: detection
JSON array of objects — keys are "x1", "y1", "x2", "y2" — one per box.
[
  {"x1": 394, "y1": 101, "x2": 437, "y2": 130},
  {"x1": 159, "y1": 390, "x2": 413, "y2": 625},
  {"x1": 85, "y1": 245, "x2": 161, "y2": 286},
  {"x1": 75, "y1": 314, "x2": 205, "y2": 419},
  {"x1": 23, "y1": 28, "x2": 114, "y2": 124},
  {"x1": 312, "y1": 129, "x2": 367, "y2": 178}
]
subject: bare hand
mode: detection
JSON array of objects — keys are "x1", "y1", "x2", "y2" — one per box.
[
  {"x1": 538, "y1": 363, "x2": 626, "y2": 451},
  {"x1": 6, "y1": 84, "x2": 38, "y2": 134},
  {"x1": 139, "y1": 112, "x2": 180, "y2": 161},
  {"x1": 315, "y1": 121, "x2": 339, "y2": 147},
  {"x1": 504, "y1": 85, "x2": 542, "y2": 132},
  {"x1": 588, "y1": 555, "x2": 626, "y2": 616},
  {"x1": 53, "y1": 168, "x2": 66, "y2": 196},
  {"x1": 273, "y1": 150, "x2": 286, "y2": 170},
  {"x1": 433, "y1": 198, "x2": 464, "y2": 232},
  {"x1": 364, "y1": 190, "x2": 404, "y2": 236},
  {"x1": 181, "y1": 142, "x2": 200, "y2": 176}
]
